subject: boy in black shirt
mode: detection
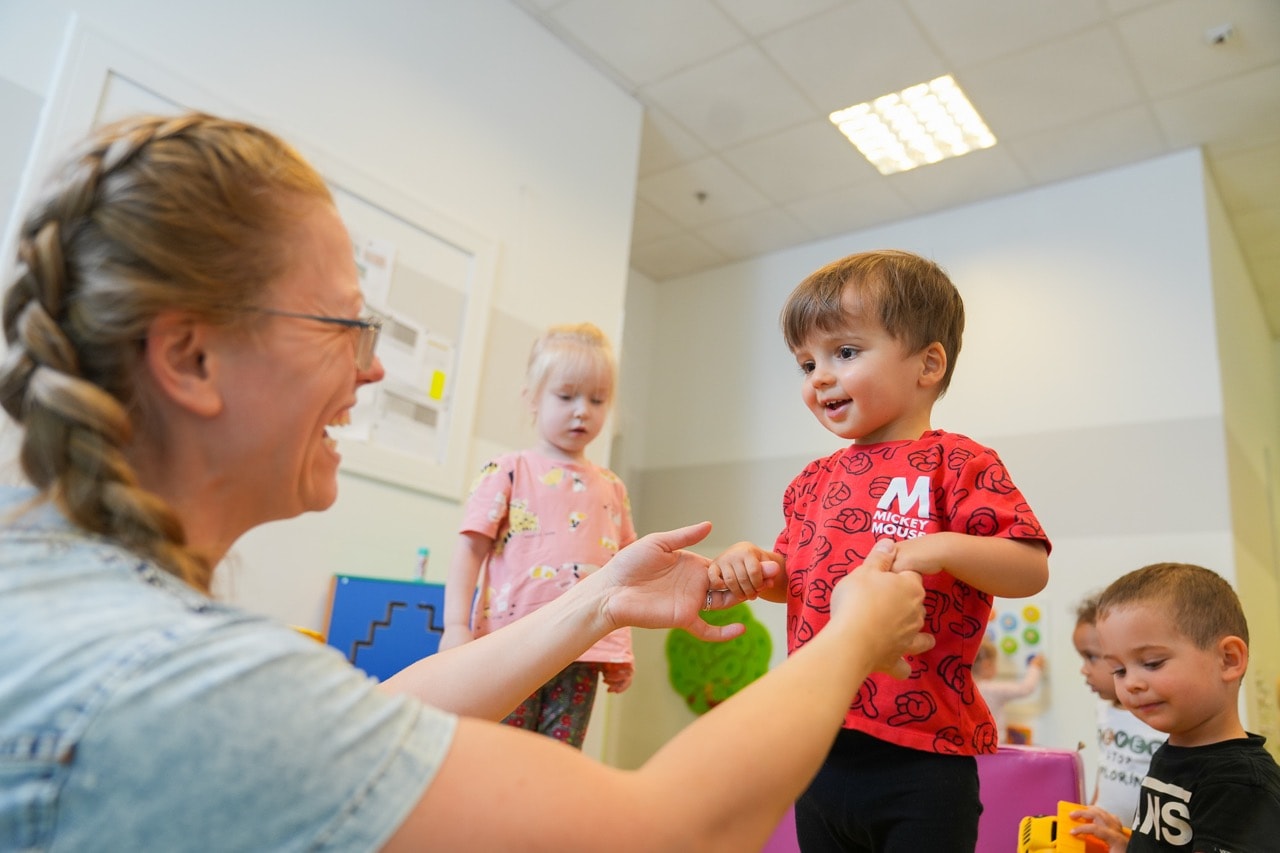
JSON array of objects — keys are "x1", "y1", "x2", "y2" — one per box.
[{"x1": 1070, "y1": 562, "x2": 1280, "y2": 851}]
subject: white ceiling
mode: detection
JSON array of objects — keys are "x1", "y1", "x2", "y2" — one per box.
[{"x1": 511, "y1": 0, "x2": 1280, "y2": 334}]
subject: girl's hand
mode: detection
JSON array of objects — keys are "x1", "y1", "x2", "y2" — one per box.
[
  {"x1": 437, "y1": 624, "x2": 474, "y2": 653},
  {"x1": 709, "y1": 541, "x2": 780, "y2": 601},
  {"x1": 601, "y1": 662, "x2": 633, "y2": 693},
  {"x1": 1068, "y1": 804, "x2": 1131, "y2": 852},
  {"x1": 594, "y1": 522, "x2": 757, "y2": 642}
]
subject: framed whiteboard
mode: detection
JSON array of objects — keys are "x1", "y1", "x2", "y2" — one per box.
[{"x1": 6, "y1": 19, "x2": 496, "y2": 499}]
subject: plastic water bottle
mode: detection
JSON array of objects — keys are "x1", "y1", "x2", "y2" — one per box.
[{"x1": 415, "y1": 547, "x2": 430, "y2": 582}]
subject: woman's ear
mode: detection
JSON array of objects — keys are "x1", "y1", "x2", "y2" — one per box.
[
  {"x1": 143, "y1": 312, "x2": 224, "y2": 418},
  {"x1": 919, "y1": 342, "x2": 947, "y2": 389}
]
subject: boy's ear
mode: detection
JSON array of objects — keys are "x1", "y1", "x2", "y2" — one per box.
[
  {"x1": 1217, "y1": 635, "x2": 1249, "y2": 682},
  {"x1": 918, "y1": 341, "x2": 947, "y2": 388},
  {"x1": 143, "y1": 311, "x2": 224, "y2": 418}
]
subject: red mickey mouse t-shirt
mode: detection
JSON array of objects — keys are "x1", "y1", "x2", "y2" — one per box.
[{"x1": 774, "y1": 430, "x2": 1050, "y2": 755}]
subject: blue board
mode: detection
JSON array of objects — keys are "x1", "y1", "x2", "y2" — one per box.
[{"x1": 325, "y1": 575, "x2": 446, "y2": 681}]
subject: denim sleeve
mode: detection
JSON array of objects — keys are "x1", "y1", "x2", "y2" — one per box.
[{"x1": 52, "y1": 623, "x2": 456, "y2": 852}]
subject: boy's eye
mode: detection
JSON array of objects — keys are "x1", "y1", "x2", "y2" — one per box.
[
  {"x1": 798, "y1": 360, "x2": 815, "y2": 375},
  {"x1": 837, "y1": 345, "x2": 858, "y2": 359}
]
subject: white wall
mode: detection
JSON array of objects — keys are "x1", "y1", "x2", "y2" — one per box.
[
  {"x1": 0, "y1": 0, "x2": 643, "y2": 756},
  {"x1": 615, "y1": 149, "x2": 1280, "y2": 775}
]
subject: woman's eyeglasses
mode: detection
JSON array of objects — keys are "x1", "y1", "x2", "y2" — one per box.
[{"x1": 258, "y1": 308, "x2": 382, "y2": 370}]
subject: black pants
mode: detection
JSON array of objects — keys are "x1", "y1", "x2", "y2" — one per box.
[{"x1": 795, "y1": 728, "x2": 981, "y2": 853}]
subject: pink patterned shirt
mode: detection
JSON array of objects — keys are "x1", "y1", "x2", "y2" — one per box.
[{"x1": 459, "y1": 449, "x2": 636, "y2": 663}]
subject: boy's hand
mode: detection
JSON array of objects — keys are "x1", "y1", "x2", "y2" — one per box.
[
  {"x1": 709, "y1": 541, "x2": 781, "y2": 602},
  {"x1": 888, "y1": 534, "x2": 948, "y2": 576},
  {"x1": 601, "y1": 662, "x2": 633, "y2": 693},
  {"x1": 1068, "y1": 804, "x2": 1131, "y2": 852}
]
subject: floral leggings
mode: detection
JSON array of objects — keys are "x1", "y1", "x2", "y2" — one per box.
[{"x1": 501, "y1": 661, "x2": 603, "y2": 749}]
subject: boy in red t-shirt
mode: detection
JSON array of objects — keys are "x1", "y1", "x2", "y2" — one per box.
[{"x1": 712, "y1": 249, "x2": 1051, "y2": 851}]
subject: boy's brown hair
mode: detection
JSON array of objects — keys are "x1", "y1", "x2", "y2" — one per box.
[
  {"x1": 780, "y1": 249, "x2": 966, "y2": 393},
  {"x1": 1097, "y1": 562, "x2": 1249, "y2": 651}
]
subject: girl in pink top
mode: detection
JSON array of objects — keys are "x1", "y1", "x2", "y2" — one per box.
[{"x1": 441, "y1": 323, "x2": 635, "y2": 747}]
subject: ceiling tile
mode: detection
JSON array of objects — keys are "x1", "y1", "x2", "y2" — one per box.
[
  {"x1": 1209, "y1": 139, "x2": 1280, "y2": 214},
  {"x1": 961, "y1": 27, "x2": 1144, "y2": 138},
  {"x1": 1153, "y1": 63, "x2": 1280, "y2": 152},
  {"x1": 637, "y1": 108, "x2": 709, "y2": 176},
  {"x1": 714, "y1": 0, "x2": 847, "y2": 37},
  {"x1": 1115, "y1": 0, "x2": 1280, "y2": 97},
  {"x1": 629, "y1": 232, "x2": 729, "y2": 280},
  {"x1": 546, "y1": 0, "x2": 745, "y2": 87},
  {"x1": 637, "y1": 155, "x2": 772, "y2": 226},
  {"x1": 907, "y1": 0, "x2": 1107, "y2": 68},
  {"x1": 631, "y1": 197, "x2": 686, "y2": 244},
  {"x1": 511, "y1": 0, "x2": 1279, "y2": 324},
  {"x1": 785, "y1": 178, "x2": 918, "y2": 239},
  {"x1": 1103, "y1": 0, "x2": 1167, "y2": 14},
  {"x1": 721, "y1": 119, "x2": 881, "y2": 203},
  {"x1": 1004, "y1": 104, "x2": 1168, "y2": 185},
  {"x1": 696, "y1": 207, "x2": 816, "y2": 258},
  {"x1": 639, "y1": 44, "x2": 816, "y2": 148},
  {"x1": 761, "y1": 0, "x2": 947, "y2": 113},
  {"x1": 887, "y1": 146, "x2": 1031, "y2": 212}
]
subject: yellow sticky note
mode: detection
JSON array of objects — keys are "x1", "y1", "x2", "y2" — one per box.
[{"x1": 429, "y1": 370, "x2": 446, "y2": 400}]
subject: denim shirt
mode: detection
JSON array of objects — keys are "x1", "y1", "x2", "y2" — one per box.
[{"x1": 0, "y1": 488, "x2": 455, "y2": 851}]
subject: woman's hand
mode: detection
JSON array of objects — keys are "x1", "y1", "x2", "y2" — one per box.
[
  {"x1": 592, "y1": 522, "x2": 775, "y2": 642},
  {"x1": 829, "y1": 539, "x2": 933, "y2": 678}
]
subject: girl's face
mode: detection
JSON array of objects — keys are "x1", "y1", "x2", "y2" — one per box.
[
  {"x1": 531, "y1": 365, "x2": 611, "y2": 463},
  {"x1": 1072, "y1": 621, "x2": 1117, "y2": 701}
]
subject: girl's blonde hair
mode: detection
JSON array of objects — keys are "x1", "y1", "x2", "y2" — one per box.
[
  {"x1": 1, "y1": 112, "x2": 331, "y2": 592},
  {"x1": 525, "y1": 322, "x2": 616, "y2": 404}
]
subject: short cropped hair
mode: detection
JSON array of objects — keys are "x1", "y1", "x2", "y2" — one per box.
[
  {"x1": 780, "y1": 249, "x2": 965, "y2": 393},
  {"x1": 1097, "y1": 562, "x2": 1249, "y2": 650}
]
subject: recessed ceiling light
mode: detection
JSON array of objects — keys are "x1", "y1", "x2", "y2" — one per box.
[{"x1": 829, "y1": 75, "x2": 996, "y2": 176}]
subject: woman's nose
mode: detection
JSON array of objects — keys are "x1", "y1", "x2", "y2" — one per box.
[{"x1": 358, "y1": 354, "x2": 386, "y2": 385}]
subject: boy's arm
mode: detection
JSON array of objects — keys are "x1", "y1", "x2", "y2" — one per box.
[
  {"x1": 439, "y1": 530, "x2": 493, "y2": 652},
  {"x1": 891, "y1": 533, "x2": 1048, "y2": 598},
  {"x1": 710, "y1": 541, "x2": 787, "y2": 603}
]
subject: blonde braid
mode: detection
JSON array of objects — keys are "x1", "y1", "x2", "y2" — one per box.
[{"x1": 1, "y1": 113, "x2": 331, "y2": 592}]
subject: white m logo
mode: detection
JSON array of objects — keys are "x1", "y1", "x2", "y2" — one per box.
[{"x1": 875, "y1": 476, "x2": 931, "y2": 519}]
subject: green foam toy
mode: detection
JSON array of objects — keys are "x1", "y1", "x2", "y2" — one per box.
[{"x1": 665, "y1": 602, "x2": 772, "y2": 715}]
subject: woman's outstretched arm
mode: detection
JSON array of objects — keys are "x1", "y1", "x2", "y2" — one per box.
[
  {"x1": 379, "y1": 522, "x2": 753, "y2": 719},
  {"x1": 385, "y1": 538, "x2": 931, "y2": 852}
]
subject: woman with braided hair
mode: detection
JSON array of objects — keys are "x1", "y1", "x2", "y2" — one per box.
[{"x1": 0, "y1": 112, "x2": 931, "y2": 851}]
